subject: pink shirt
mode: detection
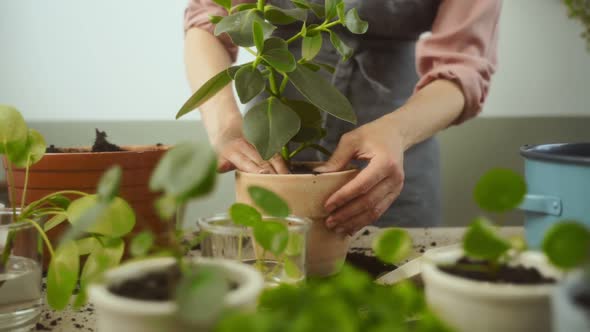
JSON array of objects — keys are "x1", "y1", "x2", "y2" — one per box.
[{"x1": 184, "y1": 0, "x2": 502, "y2": 123}]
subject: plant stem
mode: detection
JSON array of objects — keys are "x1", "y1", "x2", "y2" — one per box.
[
  {"x1": 268, "y1": 69, "x2": 279, "y2": 95},
  {"x1": 244, "y1": 47, "x2": 258, "y2": 56},
  {"x1": 3, "y1": 141, "x2": 17, "y2": 219},
  {"x1": 22, "y1": 218, "x2": 55, "y2": 258},
  {"x1": 281, "y1": 146, "x2": 290, "y2": 161},
  {"x1": 321, "y1": 20, "x2": 341, "y2": 30},
  {"x1": 21, "y1": 191, "x2": 87, "y2": 217},
  {"x1": 279, "y1": 74, "x2": 289, "y2": 95},
  {"x1": 289, "y1": 143, "x2": 308, "y2": 160},
  {"x1": 237, "y1": 232, "x2": 243, "y2": 261},
  {"x1": 257, "y1": 0, "x2": 265, "y2": 11},
  {"x1": 20, "y1": 157, "x2": 31, "y2": 210},
  {"x1": 286, "y1": 31, "x2": 303, "y2": 44}
]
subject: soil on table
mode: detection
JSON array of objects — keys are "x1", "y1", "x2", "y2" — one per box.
[
  {"x1": 574, "y1": 292, "x2": 590, "y2": 311},
  {"x1": 289, "y1": 164, "x2": 320, "y2": 175},
  {"x1": 438, "y1": 257, "x2": 556, "y2": 285},
  {"x1": 45, "y1": 129, "x2": 161, "y2": 153},
  {"x1": 345, "y1": 249, "x2": 397, "y2": 279}
]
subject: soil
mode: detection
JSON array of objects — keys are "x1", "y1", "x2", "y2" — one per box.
[
  {"x1": 439, "y1": 256, "x2": 556, "y2": 285},
  {"x1": 289, "y1": 163, "x2": 320, "y2": 175},
  {"x1": 345, "y1": 249, "x2": 397, "y2": 279},
  {"x1": 91, "y1": 129, "x2": 123, "y2": 152},
  {"x1": 574, "y1": 292, "x2": 590, "y2": 310}
]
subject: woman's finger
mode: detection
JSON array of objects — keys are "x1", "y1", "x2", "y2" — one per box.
[
  {"x1": 325, "y1": 177, "x2": 397, "y2": 229},
  {"x1": 224, "y1": 151, "x2": 270, "y2": 174},
  {"x1": 270, "y1": 154, "x2": 290, "y2": 174},
  {"x1": 334, "y1": 192, "x2": 398, "y2": 235},
  {"x1": 237, "y1": 141, "x2": 276, "y2": 174}
]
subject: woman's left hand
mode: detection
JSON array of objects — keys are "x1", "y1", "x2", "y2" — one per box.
[{"x1": 314, "y1": 116, "x2": 406, "y2": 236}]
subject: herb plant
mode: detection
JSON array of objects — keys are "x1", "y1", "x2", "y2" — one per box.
[
  {"x1": 177, "y1": 0, "x2": 368, "y2": 163},
  {"x1": 0, "y1": 105, "x2": 136, "y2": 310}
]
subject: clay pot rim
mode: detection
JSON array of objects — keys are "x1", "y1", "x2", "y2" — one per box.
[
  {"x1": 43, "y1": 144, "x2": 170, "y2": 156},
  {"x1": 236, "y1": 161, "x2": 359, "y2": 178}
]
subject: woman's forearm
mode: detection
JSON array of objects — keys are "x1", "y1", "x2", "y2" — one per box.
[
  {"x1": 184, "y1": 28, "x2": 243, "y2": 145},
  {"x1": 384, "y1": 79, "x2": 466, "y2": 150}
]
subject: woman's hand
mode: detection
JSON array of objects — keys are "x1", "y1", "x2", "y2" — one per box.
[{"x1": 314, "y1": 116, "x2": 407, "y2": 235}]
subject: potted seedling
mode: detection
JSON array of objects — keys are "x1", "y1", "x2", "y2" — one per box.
[
  {"x1": 419, "y1": 168, "x2": 563, "y2": 332},
  {"x1": 0, "y1": 106, "x2": 136, "y2": 330},
  {"x1": 88, "y1": 141, "x2": 265, "y2": 332},
  {"x1": 177, "y1": 0, "x2": 368, "y2": 276},
  {"x1": 1, "y1": 105, "x2": 169, "y2": 259}
]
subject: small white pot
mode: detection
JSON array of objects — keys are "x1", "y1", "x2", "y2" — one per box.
[
  {"x1": 88, "y1": 257, "x2": 264, "y2": 332},
  {"x1": 422, "y1": 246, "x2": 561, "y2": 332},
  {"x1": 552, "y1": 270, "x2": 590, "y2": 332}
]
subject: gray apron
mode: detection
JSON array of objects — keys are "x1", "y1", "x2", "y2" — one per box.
[{"x1": 265, "y1": 0, "x2": 442, "y2": 227}]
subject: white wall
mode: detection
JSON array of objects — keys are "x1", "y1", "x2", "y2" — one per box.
[{"x1": 0, "y1": 0, "x2": 589, "y2": 120}]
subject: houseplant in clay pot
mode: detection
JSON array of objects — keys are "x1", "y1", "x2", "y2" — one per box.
[
  {"x1": 89, "y1": 141, "x2": 266, "y2": 332},
  {"x1": 176, "y1": 0, "x2": 368, "y2": 276},
  {"x1": 0, "y1": 106, "x2": 136, "y2": 330},
  {"x1": 420, "y1": 168, "x2": 562, "y2": 332},
  {"x1": 1, "y1": 107, "x2": 169, "y2": 260}
]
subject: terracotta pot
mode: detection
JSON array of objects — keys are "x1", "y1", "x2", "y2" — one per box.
[
  {"x1": 2, "y1": 145, "x2": 169, "y2": 267},
  {"x1": 235, "y1": 162, "x2": 358, "y2": 277}
]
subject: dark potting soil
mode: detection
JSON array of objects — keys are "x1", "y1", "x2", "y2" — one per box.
[
  {"x1": 289, "y1": 164, "x2": 320, "y2": 175},
  {"x1": 574, "y1": 292, "x2": 590, "y2": 310},
  {"x1": 345, "y1": 250, "x2": 397, "y2": 279},
  {"x1": 91, "y1": 129, "x2": 123, "y2": 152},
  {"x1": 438, "y1": 257, "x2": 556, "y2": 285}
]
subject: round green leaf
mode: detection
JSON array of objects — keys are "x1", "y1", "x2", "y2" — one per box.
[
  {"x1": 243, "y1": 97, "x2": 301, "y2": 160},
  {"x1": 283, "y1": 99, "x2": 324, "y2": 143},
  {"x1": 287, "y1": 64, "x2": 357, "y2": 124},
  {"x1": 149, "y1": 142, "x2": 217, "y2": 200},
  {"x1": 66, "y1": 195, "x2": 136, "y2": 238},
  {"x1": 214, "y1": 10, "x2": 276, "y2": 47},
  {"x1": 247, "y1": 186, "x2": 290, "y2": 218},
  {"x1": 336, "y1": 2, "x2": 345, "y2": 21},
  {"x1": 474, "y1": 168, "x2": 527, "y2": 213},
  {"x1": 235, "y1": 66, "x2": 266, "y2": 104},
  {"x1": 329, "y1": 31, "x2": 353, "y2": 60},
  {"x1": 252, "y1": 21, "x2": 264, "y2": 51},
  {"x1": 97, "y1": 165, "x2": 122, "y2": 202},
  {"x1": 324, "y1": 0, "x2": 340, "y2": 20},
  {"x1": 372, "y1": 228, "x2": 412, "y2": 264},
  {"x1": 463, "y1": 217, "x2": 511, "y2": 261},
  {"x1": 80, "y1": 237, "x2": 124, "y2": 287},
  {"x1": 155, "y1": 194, "x2": 178, "y2": 220},
  {"x1": 230, "y1": 3, "x2": 258, "y2": 13},
  {"x1": 0, "y1": 105, "x2": 28, "y2": 154},
  {"x1": 344, "y1": 8, "x2": 368, "y2": 34},
  {"x1": 47, "y1": 241, "x2": 79, "y2": 310},
  {"x1": 284, "y1": 257, "x2": 302, "y2": 279},
  {"x1": 292, "y1": 0, "x2": 325, "y2": 18},
  {"x1": 302, "y1": 33, "x2": 323, "y2": 61},
  {"x1": 261, "y1": 38, "x2": 297, "y2": 73},
  {"x1": 212, "y1": 0, "x2": 230, "y2": 10},
  {"x1": 254, "y1": 221, "x2": 289, "y2": 256},
  {"x1": 542, "y1": 221, "x2": 590, "y2": 269},
  {"x1": 229, "y1": 203, "x2": 262, "y2": 227},
  {"x1": 209, "y1": 15, "x2": 223, "y2": 24},
  {"x1": 7, "y1": 128, "x2": 46, "y2": 167},
  {"x1": 130, "y1": 231, "x2": 155, "y2": 258},
  {"x1": 264, "y1": 5, "x2": 307, "y2": 25}
]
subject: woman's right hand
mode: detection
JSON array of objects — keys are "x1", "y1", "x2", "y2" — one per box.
[{"x1": 214, "y1": 133, "x2": 289, "y2": 175}]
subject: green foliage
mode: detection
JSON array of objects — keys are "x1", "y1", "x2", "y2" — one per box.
[
  {"x1": 0, "y1": 105, "x2": 28, "y2": 155},
  {"x1": 463, "y1": 217, "x2": 511, "y2": 261},
  {"x1": 542, "y1": 221, "x2": 590, "y2": 269},
  {"x1": 8, "y1": 129, "x2": 46, "y2": 168},
  {"x1": 47, "y1": 241, "x2": 80, "y2": 310},
  {"x1": 372, "y1": 228, "x2": 413, "y2": 264},
  {"x1": 97, "y1": 165, "x2": 122, "y2": 201},
  {"x1": 130, "y1": 231, "x2": 156, "y2": 258},
  {"x1": 229, "y1": 203, "x2": 262, "y2": 227},
  {"x1": 235, "y1": 66, "x2": 266, "y2": 103},
  {"x1": 260, "y1": 38, "x2": 297, "y2": 72},
  {"x1": 253, "y1": 221, "x2": 289, "y2": 256},
  {"x1": 214, "y1": 10, "x2": 276, "y2": 47},
  {"x1": 474, "y1": 168, "x2": 526, "y2": 213},
  {"x1": 344, "y1": 8, "x2": 369, "y2": 34},
  {"x1": 302, "y1": 33, "x2": 322, "y2": 61},
  {"x1": 563, "y1": 0, "x2": 590, "y2": 50},
  {"x1": 65, "y1": 195, "x2": 136, "y2": 239},
  {"x1": 264, "y1": 5, "x2": 307, "y2": 25},
  {"x1": 247, "y1": 186, "x2": 291, "y2": 217}
]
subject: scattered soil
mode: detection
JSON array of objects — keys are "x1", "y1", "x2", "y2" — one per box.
[
  {"x1": 346, "y1": 249, "x2": 397, "y2": 279},
  {"x1": 35, "y1": 323, "x2": 51, "y2": 331},
  {"x1": 91, "y1": 129, "x2": 123, "y2": 152},
  {"x1": 439, "y1": 257, "x2": 556, "y2": 285},
  {"x1": 108, "y1": 264, "x2": 182, "y2": 301},
  {"x1": 574, "y1": 292, "x2": 590, "y2": 310},
  {"x1": 289, "y1": 164, "x2": 320, "y2": 175}
]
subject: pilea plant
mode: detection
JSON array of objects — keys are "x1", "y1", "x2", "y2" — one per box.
[
  {"x1": 177, "y1": 0, "x2": 368, "y2": 162},
  {"x1": 0, "y1": 105, "x2": 135, "y2": 310},
  {"x1": 564, "y1": 0, "x2": 590, "y2": 50}
]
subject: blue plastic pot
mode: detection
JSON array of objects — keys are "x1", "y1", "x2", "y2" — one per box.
[
  {"x1": 552, "y1": 270, "x2": 590, "y2": 332},
  {"x1": 520, "y1": 143, "x2": 590, "y2": 248}
]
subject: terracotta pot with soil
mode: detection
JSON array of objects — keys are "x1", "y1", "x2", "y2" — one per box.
[
  {"x1": 2, "y1": 130, "x2": 168, "y2": 266},
  {"x1": 235, "y1": 162, "x2": 358, "y2": 277},
  {"x1": 421, "y1": 246, "x2": 561, "y2": 332}
]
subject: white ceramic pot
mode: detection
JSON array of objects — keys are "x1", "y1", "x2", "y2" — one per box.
[
  {"x1": 88, "y1": 257, "x2": 264, "y2": 332},
  {"x1": 552, "y1": 270, "x2": 590, "y2": 332},
  {"x1": 422, "y1": 247, "x2": 561, "y2": 332}
]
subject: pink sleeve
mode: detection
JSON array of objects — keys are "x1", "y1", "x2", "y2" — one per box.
[
  {"x1": 415, "y1": 0, "x2": 502, "y2": 124},
  {"x1": 184, "y1": 0, "x2": 252, "y2": 62}
]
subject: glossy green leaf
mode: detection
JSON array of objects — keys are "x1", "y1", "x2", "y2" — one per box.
[
  {"x1": 176, "y1": 266, "x2": 229, "y2": 326},
  {"x1": 47, "y1": 194, "x2": 71, "y2": 210},
  {"x1": 301, "y1": 62, "x2": 320, "y2": 72},
  {"x1": 344, "y1": 8, "x2": 368, "y2": 34},
  {"x1": 261, "y1": 38, "x2": 297, "y2": 72},
  {"x1": 235, "y1": 66, "x2": 266, "y2": 104},
  {"x1": 463, "y1": 217, "x2": 511, "y2": 261},
  {"x1": 150, "y1": 142, "x2": 217, "y2": 200},
  {"x1": 229, "y1": 203, "x2": 262, "y2": 227},
  {"x1": 243, "y1": 97, "x2": 301, "y2": 160},
  {"x1": 302, "y1": 33, "x2": 322, "y2": 61},
  {"x1": 176, "y1": 66, "x2": 239, "y2": 119},
  {"x1": 97, "y1": 165, "x2": 121, "y2": 202},
  {"x1": 325, "y1": 0, "x2": 340, "y2": 20},
  {"x1": 209, "y1": 15, "x2": 223, "y2": 24},
  {"x1": 264, "y1": 5, "x2": 307, "y2": 25},
  {"x1": 43, "y1": 213, "x2": 68, "y2": 232},
  {"x1": 214, "y1": 10, "x2": 276, "y2": 47},
  {"x1": 155, "y1": 194, "x2": 178, "y2": 220},
  {"x1": 66, "y1": 195, "x2": 136, "y2": 238},
  {"x1": 247, "y1": 186, "x2": 290, "y2": 218},
  {"x1": 336, "y1": 2, "x2": 345, "y2": 21},
  {"x1": 314, "y1": 61, "x2": 336, "y2": 74},
  {"x1": 285, "y1": 232, "x2": 304, "y2": 256},
  {"x1": 75, "y1": 237, "x2": 99, "y2": 256},
  {"x1": 474, "y1": 168, "x2": 527, "y2": 213},
  {"x1": 130, "y1": 231, "x2": 155, "y2": 257},
  {"x1": 7, "y1": 129, "x2": 46, "y2": 167},
  {"x1": 230, "y1": 3, "x2": 258, "y2": 13},
  {"x1": 284, "y1": 257, "x2": 302, "y2": 279},
  {"x1": 212, "y1": 0, "x2": 231, "y2": 10},
  {"x1": 329, "y1": 31, "x2": 353, "y2": 60},
  {"x1": 292, "y1": 0, "x2": 325, "y2": 18},
  {"x1": 253, "y1": 21, "x2": 264, "y2": 51},
  {"x1": 372, "y1": 228, "x2": 412, "y2": 264},
  {"x1": 287, "y1": 64, "x2": 356, "y2": 124},
  {"x1": 283, "y1": 99, "x2": 324, "y2": 143},
  {"x1": 254, "y1": 221, "x2": 289, "y2": 255},
  {"x1": 542, "y1": 221, "x2": 590, "y2": 269},
  {"x1": 215, "y1": 312, "x2": 274, "y2": 332},
  {"x1": 47, "y1": 241, "x2": 79, "y2": 310},
  {"x1": 0, "y1": 105, "x2": 28, "y2": 154},
  {"x1": 80, "y1": 237, "x2": 124, "y2": 287}
]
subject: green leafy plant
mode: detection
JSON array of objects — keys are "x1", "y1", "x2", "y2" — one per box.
[
  {"x1": 0, "y1": 105, "x2": 135, "y2": 310},
  {"x1": 177, "y1": 0, "x2": 367, "y2": 162},
  {"x1": 564, "y1": 0, "x2": 590, "y2": 50}
]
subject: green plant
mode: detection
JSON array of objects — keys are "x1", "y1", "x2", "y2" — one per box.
[
  {"x1": 177, "y1": 0, "x2": 367, "y2": 163},
  {"x1": 564, "y1": 0, "x2": 590, "y2": 50},
  {"x1": 0, "y1": 105, "x2": 135, "y2": 310}
]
